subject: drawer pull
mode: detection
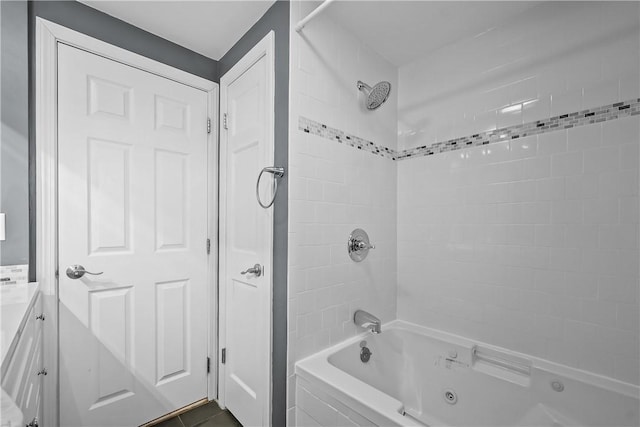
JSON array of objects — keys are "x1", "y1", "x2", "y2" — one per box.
[
  {"x1": 37, "y1": 369, "x2": 47, "y2": 376},
  {"x1": 36, "y1": 313, "x2": 45, "y2": 321},
  {"x1": 26, "y1": 417, "x2": 38, "y2": 427}
]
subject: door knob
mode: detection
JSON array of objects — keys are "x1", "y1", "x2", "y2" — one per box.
[
  {"x1": 241, "y1": 264, "x2": 263, "y2": 277},
  {"x1": 65, "y1": 265, "x2": 103, "y2": 279}
]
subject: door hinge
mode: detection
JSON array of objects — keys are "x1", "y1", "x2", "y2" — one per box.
[
  {"x1": 207, "y1": 356, "x2": 211, "y2": 373},
  {"x1": 206, "y1": 238, "x2": 211, "y2": 255},
  {"x1": 207, "y1": 118, "x2": 211, "y2": 134},
  {"x1": 55, "y1": 270, "x2": 59, "y2": 279},
  {"x1": 221, "y1": 348, "x2": 226, "y2": 364},
  {"x1": 223, "y1": 113, "x2": 228, "y2": 130}
]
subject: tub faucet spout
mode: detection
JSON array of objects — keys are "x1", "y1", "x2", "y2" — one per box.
[{"x1": 354, "y1": 310, "x2": 382, "y2": 334}]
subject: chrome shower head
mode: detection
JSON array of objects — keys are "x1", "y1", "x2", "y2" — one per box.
[{"x1": 357, "y1": 80, "x2": 391, "y2": 110}]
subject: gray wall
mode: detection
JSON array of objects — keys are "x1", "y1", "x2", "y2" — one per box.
[
  {"x1": 30, "y1": 1, "x2": 218, "y2": 81},
  {"x1": 1, "y1": 0, "x2": 30, "y2": 267},
  {"x1": 219, "y1": 1, "x2": 289, "y2": 425},
  {"x1": 27, "y1": 1, "x2": 219, "y2": 279},
  {"x1": 9, "y1": 0, "x2": 289, "y2": 422}
]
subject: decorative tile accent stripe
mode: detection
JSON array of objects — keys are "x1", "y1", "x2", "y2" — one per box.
[
  {"x1": 299, "y1": 98, "x2": 640, "y2": 161},
  {"x1": 298, "y1": 116, "x2": 397, "y2": 159},
  {"x1": 397, "y1": 98, "x2": 640, "y2": 160}
]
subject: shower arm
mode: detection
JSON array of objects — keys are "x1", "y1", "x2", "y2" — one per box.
[
  {"x1": 295, "y1": 0, "x2": 337, "y2": 32},
  {"x1": 357, "y1": 81, "x2": 372, "y2": 92}
]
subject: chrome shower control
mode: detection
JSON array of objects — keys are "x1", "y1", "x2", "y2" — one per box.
[{"x1": 348, "y1": 228, "x2": 375, "y2": 262}]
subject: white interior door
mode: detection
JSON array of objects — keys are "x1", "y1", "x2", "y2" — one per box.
[
  {"x1": 219, "y1": 32, "x2": 275, "y2": 427},
  {"x1": 57, "y1": 44, "x2": 210, "y2": 427}
]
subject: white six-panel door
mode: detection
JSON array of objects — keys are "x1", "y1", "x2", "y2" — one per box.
[
  {"x1": 57, "y1": 44, "x2": 210, "y2": 427},
  {"x1": 219, "y1": 32, "x2": 275, "y2": 427}
]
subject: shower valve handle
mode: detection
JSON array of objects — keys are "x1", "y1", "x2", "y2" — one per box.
[{"x1": 355, "y1": 240, "x2": 375, "y2": 251}]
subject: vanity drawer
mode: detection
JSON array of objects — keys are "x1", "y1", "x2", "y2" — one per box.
[
  {"x1": 17, "y1": 331, "x2": 43, "y2": 423},
  {"x1": 1, "y1": 293, "x2": 43, "y2": 410}
]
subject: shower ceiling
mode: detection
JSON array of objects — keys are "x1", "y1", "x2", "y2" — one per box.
[{"x1": 327, "y1": 1, "x2": 542, "y2": 66}]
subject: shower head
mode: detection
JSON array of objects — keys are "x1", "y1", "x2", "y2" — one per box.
[{"x1": 357, "y1": 80, "x2": 391, "y2": 110}]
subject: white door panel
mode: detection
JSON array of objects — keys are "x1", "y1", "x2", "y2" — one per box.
[
  {"x1": 58, "y1": 44, "x2": 210, "y2": 426},
  {"x1": 220, "y1": 32, "x2": 275, "y2": 427}
]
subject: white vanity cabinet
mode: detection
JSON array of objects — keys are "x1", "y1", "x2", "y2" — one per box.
[{"x1": 1, "y1": 285, "x2": 44, "y2": 427}]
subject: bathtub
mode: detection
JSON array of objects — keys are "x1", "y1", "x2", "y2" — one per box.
[{"x1": 295, "y1": 321, "x2": 640, "y2": 427}]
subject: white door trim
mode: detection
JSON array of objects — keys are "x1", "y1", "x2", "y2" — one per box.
[
  {"x1": 218, "y1": 31, "x2": 275, "y2": 424},
  {"x1": 34, "y1": 17, "x2": 218, "y2": 427}
]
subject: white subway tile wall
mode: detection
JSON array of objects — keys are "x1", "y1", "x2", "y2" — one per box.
[
  {"x1": 288, "y1": 1, "x2": 398, "y2": 422},
  {"x1": 288, "y1": 132, "x2": 398, "y2": 359},
  {"x1": 288, "y1": 1, "x2": 640, "y2": 425},
  {"x1": 398, "y1": 2, "x2": 640, "y2": 151},
  {"x1": 397, "y1": 116, "x2": 640, "y2": 384}
]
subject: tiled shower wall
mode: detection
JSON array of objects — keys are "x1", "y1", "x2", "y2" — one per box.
[
  {"x1": 289, "y1": 3, "x2": 640, "y2": 425},
  {"x1": 397, "y1": 2, "x2": 640, "y2": 385},
  {"x1": 398, "y1": 2, "x2": 640, "y2": 151},
  {"x1": 398, "y1": 117, "x2": 640, "y2": 384},
  {"x1": 287, "y1": 1, "x2": 398, "y2": 422}
]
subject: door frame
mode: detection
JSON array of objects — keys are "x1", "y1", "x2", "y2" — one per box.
[
  {"x1": 218, "y1": 31, "x2": 275, "y2": 424},
  {"x1": 34, "y1": 18, "x2": 219, "y2": 427}
]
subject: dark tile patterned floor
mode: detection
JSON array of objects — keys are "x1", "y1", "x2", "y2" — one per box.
[{"x1": 154, "y1": 401, "x2": 242, "y2": 427}]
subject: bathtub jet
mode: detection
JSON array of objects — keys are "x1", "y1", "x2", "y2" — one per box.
[{"x1": 354, "y1": 309, "x2": 382, "y2": 334}]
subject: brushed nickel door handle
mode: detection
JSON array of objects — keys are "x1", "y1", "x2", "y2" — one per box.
[
  {"x1": 65, "y1": 265, "x2": 103, "y2": 279},
  {"x1": 240, "y1": 264, "x2": 263, "y2": 277}
]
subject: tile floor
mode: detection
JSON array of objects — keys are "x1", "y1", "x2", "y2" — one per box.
[{"x1": 154, "y1": 401, "x2": 242, "y2": 427}]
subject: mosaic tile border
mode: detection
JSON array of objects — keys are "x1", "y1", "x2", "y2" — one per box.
[
  {"x1": 298, "y1": 116, "x2": 396, "y2": 159},
  {"x1": 397, "y1": 98, "x2": 640, "y2": 160},
  {"x1": 299, "y1": 97, "x2": 640, "y2": 161}
]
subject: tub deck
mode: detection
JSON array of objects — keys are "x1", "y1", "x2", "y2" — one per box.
[{"x1": 295, "y1": 320, "x2": 639, "y2": 427}]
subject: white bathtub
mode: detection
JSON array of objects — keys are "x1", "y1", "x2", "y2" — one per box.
[{"x1": 295, "y1": 321, "x2": 640, "y2": 427}]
